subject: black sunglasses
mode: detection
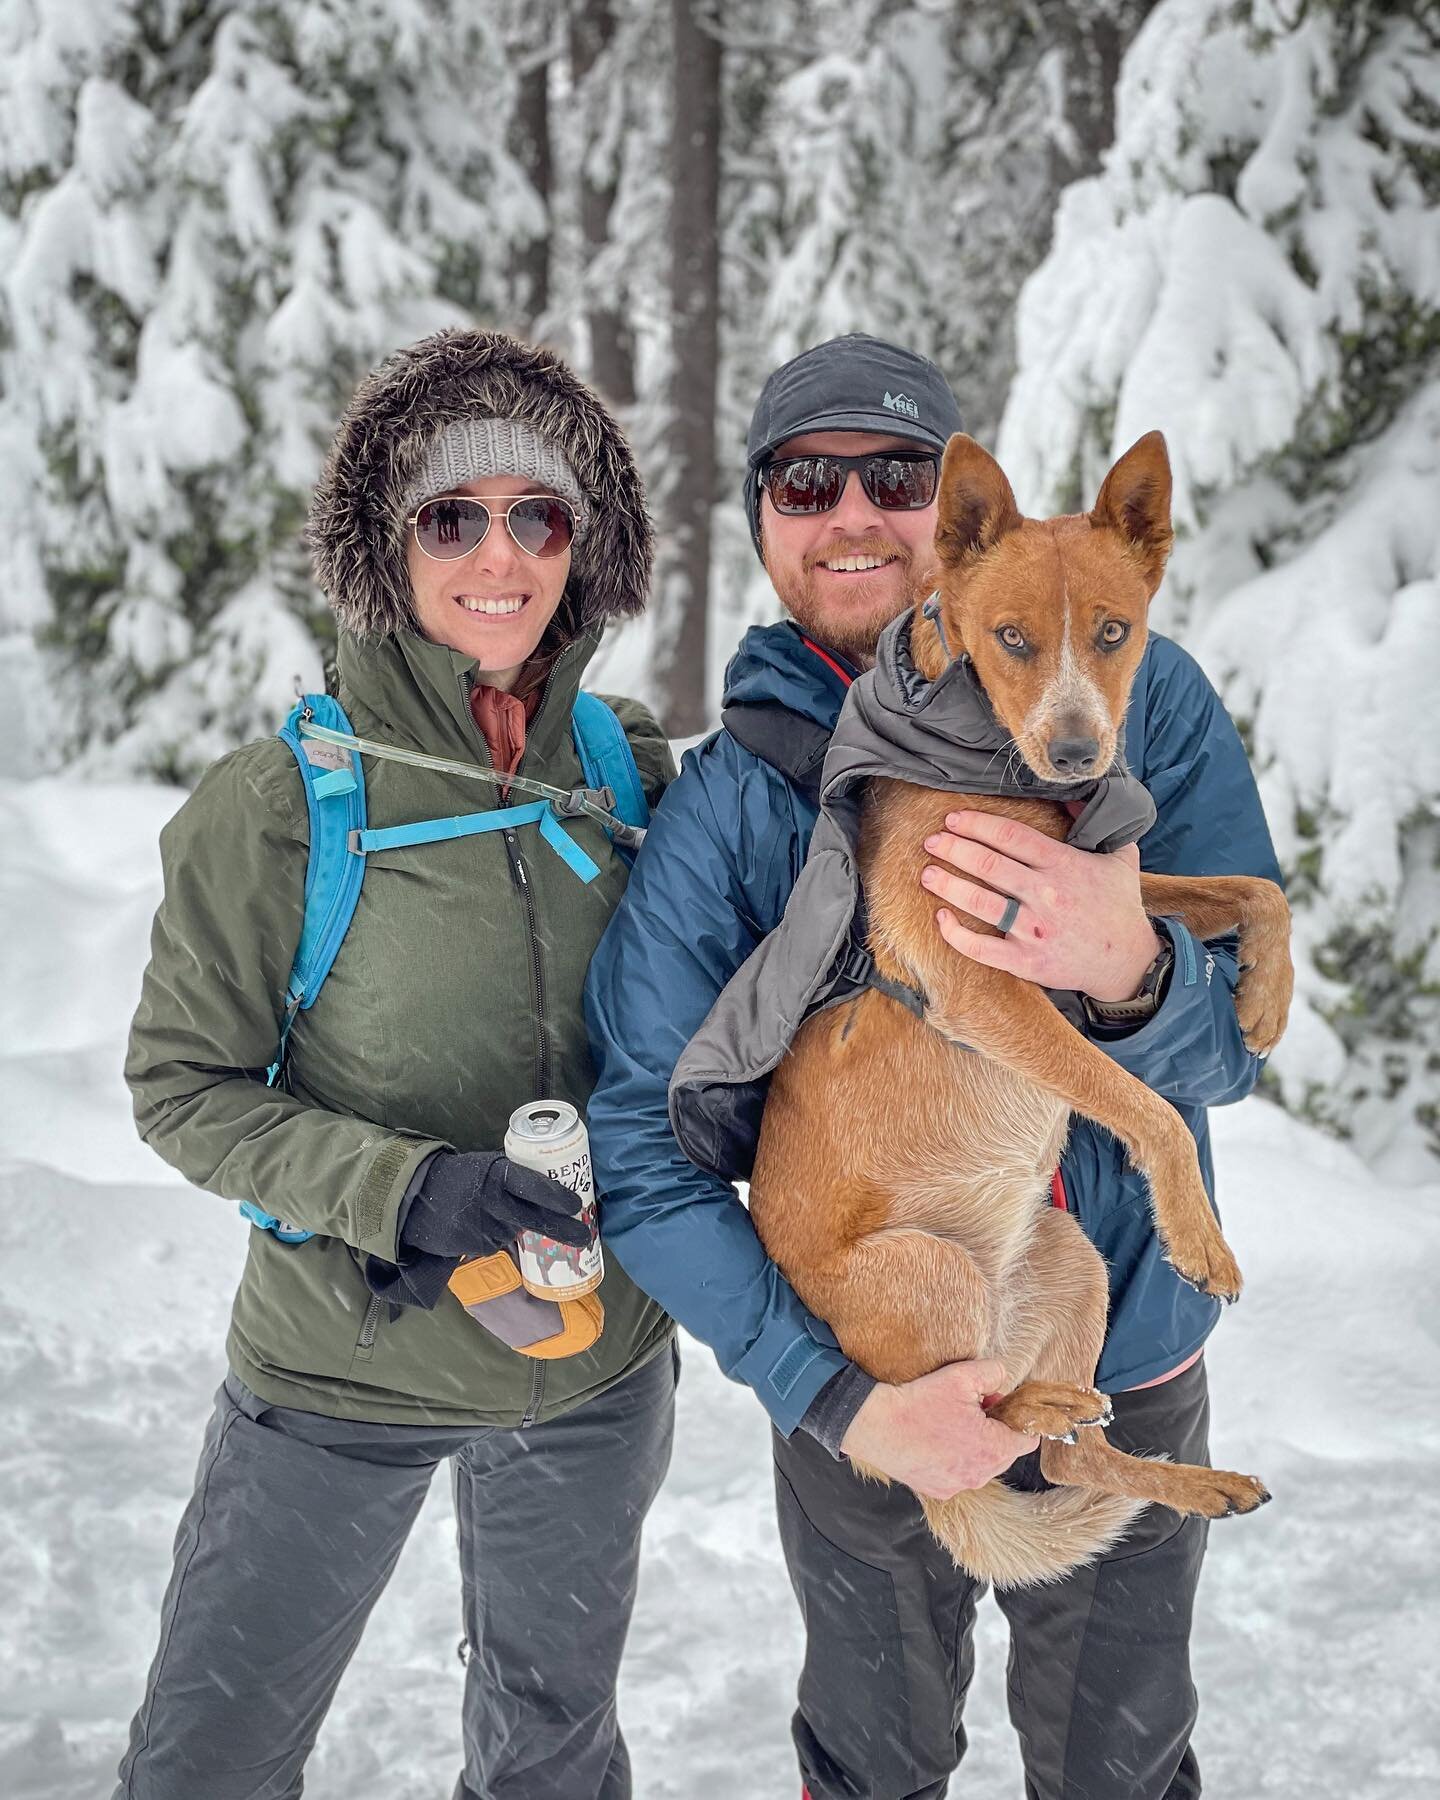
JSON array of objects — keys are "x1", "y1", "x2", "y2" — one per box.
[
  {"x1": 759, "y1": 451, "x2": 940, "y2": 516},
  {"x1": 407, "y1": 494, "x2": 576, "y2": 561}
]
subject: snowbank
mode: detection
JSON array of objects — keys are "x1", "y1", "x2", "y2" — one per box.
[{"x1": 2, "y1": 777, "x2": 1436, "y2": 1796}]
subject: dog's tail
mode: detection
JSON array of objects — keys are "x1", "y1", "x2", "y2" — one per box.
[{"x1": 920, "y1": 1481, "x2": 1146, "y2": 1589}]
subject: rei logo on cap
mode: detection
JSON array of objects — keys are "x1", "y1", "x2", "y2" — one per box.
[{"x1": 883, "y1": 391, "x2": 920, "y2": 420}]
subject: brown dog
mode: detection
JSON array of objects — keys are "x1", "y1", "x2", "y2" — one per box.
[{"x1": 747, "y1": 431, "x2": 1293, "y2": 1588}]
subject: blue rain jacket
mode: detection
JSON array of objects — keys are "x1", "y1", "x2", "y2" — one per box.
[{"x1": 585, "y1": 621, "x2": 1281, "y2": 1433}]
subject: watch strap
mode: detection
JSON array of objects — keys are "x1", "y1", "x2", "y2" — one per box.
[{"x1": 1082, "y1": 923, "x2": 1175, "y2": 1027}]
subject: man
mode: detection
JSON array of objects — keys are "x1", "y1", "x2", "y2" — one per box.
[{"x1": 585, "y1": 334, "x2": 1280, "y2": 1799}]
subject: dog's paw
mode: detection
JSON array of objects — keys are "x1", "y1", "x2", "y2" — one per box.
[
  {"x1": 1188, "y1": 1468, "x2": 1271, "y2": 1519},
  {"x1": 1162, "y1": 1227, "x2": 1244, "y2": 1306},
  {"x1": 1235, "y1": 963, "x2": 1292, "y2": 1057},
  {"x1": 988, "y1": 1381, "x2": 1113, "y2": 1441}
]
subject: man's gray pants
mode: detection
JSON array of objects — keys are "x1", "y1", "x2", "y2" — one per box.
[
  {"x1": 113, "y1": 1345, "x2": 677, "y2": 1800},
  {"x1": 774, "y1": 1357, "x2": 1213, "y2": 1800}
]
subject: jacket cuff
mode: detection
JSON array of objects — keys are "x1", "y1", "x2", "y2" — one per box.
[
  {"x1": 730, "y1": 1311, "x2": 851, "y2": 1436},
  {"x1": 348, "y1": 1137, "x2": 449, "y2": 1262},
  {"x1": 1081, "y1": 916, "x2": 1208, "y2": 1068},
  {"x1": 798, "y1": 1361, "x2": 877, "y2": 1459}
]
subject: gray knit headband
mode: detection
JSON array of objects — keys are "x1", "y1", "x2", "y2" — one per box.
[{"x1": 403, "y1": 417, "x2": 589, "y2": 539}]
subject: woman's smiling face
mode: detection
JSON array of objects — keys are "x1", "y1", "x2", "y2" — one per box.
[{"x1": 406, "y1": 475, "x2": 572, "y2": 688}]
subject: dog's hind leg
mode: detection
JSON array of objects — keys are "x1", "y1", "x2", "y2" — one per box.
[
  {"x1": 1003, "y1": 1216, "x2": 1271, "y2": 1521},
  {"x1": 790, "y1": 1224, "x2": 998, "y2": 1389},
  {"x1": 981, "y1": 1207, "x2": 1116, "y2": 1442},
  {"x1": 1040, "y1": 1412, "x2": 1270, "y2": 1519}
]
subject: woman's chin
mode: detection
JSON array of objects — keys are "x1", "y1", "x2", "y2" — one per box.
[{"x1": 429, "y1": 605, "x2": 547, "y2": 673}]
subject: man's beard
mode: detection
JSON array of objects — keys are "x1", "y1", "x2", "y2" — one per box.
[{"x1": 767, "y1": 534, "x2": 933, "y2": 666}]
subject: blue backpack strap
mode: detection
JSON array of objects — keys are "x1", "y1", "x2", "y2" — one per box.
[
  {"x1": 243, "y1": 693, "x2": 367, "y2": 1245},
  {"x1": 354, "y1": 799, "x2": 602, "y2": 884},
  {"x1": 571, "y1": 693, "x2": 651, "y2": 842},
  {"x1": 276, "y1": 693, "x2": 368, "y2": 1029}
]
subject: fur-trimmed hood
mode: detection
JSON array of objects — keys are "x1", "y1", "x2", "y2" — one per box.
[{"x1": 308, "y1": 329, "x2": 653, "y2": 640}]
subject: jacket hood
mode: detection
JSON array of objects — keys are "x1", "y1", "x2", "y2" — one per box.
[
  {"x1": 720, "y1": 621, "x2": 857, "y2": 730},
  {"x1": 308, "y1": 329, "x2": 653, "y2": 641}
]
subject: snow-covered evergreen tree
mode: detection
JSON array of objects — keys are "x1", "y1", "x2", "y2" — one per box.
[
  {"x1": 706, "y1": 0, "x2": 964, "y2": 694},
  {"x1": 1, "y1": 0, "x2": 531, "y2": 781},
  {"x1": 540, "y1": 0, "x2": 673, "y2": 710},
  {"x1": 999, "y1": 0, "x2": 1440, "y2": 1170}
]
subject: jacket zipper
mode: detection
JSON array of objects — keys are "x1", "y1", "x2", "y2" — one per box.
[
  {"x1": 504, "y1": 827, "x2": 551, "y2": 1097},
  {"x1": 520, "y1": 1358, "x2": 546, "y2": 1429},
  {"x1": 454, "y1": 666, "x2": 554, "y2": 1426},
  {"x1": 454, "y1": 667, "x2": 558, "y2": 1104}
]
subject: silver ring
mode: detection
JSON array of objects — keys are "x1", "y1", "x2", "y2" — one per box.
[{"x1": 997, "y1": 895, "x2": 1021, "y2": 934}]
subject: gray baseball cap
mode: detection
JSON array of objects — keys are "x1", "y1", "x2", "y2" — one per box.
[{"x1": 745, "y1": 333, "x2": 965, "y2": 556}]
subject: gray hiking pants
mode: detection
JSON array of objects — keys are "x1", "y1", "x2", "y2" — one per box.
[
  {"x1": 774, "y1": 1357, "x2": 1213, "y2": 1800},
  {"x1": 113, "y1": 1343, "x2": 677, "y2": 1800}
]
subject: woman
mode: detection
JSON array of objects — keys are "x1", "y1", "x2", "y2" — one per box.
[{"x1": 116, "y1": 330, "x2": 677, "y2": 1800}]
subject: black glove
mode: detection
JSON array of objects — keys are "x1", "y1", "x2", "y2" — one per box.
[
  {"x1": 365, "y1": 1150, "x2": 591, "y2": 1313},
  {"x1": 401, "y1": 1149, "x2": 591, "y2": 1261}
]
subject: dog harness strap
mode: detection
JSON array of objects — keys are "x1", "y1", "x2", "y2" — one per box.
[{"x1": 863, "y1": 965, "x2": 928, "y2": 1021}]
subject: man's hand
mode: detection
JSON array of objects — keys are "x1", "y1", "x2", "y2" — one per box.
[
  {"x1": 839, "y1": 1361, "x2": 1039, "y2": 1499},
  {"x1": 921, "y1": 809, "x2": 1161, "y2": 1003}
]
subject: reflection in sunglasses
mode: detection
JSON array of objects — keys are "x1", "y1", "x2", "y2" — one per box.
[
  {"x1": 410, "y1": 495, "x2": 576, "y2": 561},
  {"x1": 761, "y1": 452, "x2": 939, "y2": 516}
]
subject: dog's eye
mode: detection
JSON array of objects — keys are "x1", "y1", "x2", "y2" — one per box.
[
  {"x1": 1100, "y1": 620, "x2": 1130, "y2": 649},
  {"x1": 996, "y1": 625, "x2": 1027, "y2": 654}
]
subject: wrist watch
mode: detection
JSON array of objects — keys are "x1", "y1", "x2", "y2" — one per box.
[{"x1": 1081, "y1": 924, "x2": 1175, "y2": 1028}]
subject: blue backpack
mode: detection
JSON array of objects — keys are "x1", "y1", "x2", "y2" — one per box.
[{"x1": 240, "y1": 689, "x2": 650, "y2": 1243}]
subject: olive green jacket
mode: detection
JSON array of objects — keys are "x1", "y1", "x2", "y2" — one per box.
[{"x1": 126, "y1": 626, "x2": 676, "y2": 1426}]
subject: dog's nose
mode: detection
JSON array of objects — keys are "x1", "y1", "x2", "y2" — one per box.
[{"x1": 1048, "y1": 736, "x2": 1100, "y2": 775}]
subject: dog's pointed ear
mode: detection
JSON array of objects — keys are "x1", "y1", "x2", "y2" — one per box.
[
  {"x1": 934, "y1": 434, "x2": 1022, "y2": 569},
  {"x1": 1090, "y1": 432, "x2": 1174, "y2": 596}
]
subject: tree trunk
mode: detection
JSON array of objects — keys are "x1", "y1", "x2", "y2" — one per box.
[
  {"x1": 1036, "y1": 0, "x2": 1162, "y2": 192},
  {"x1": 508, "y1": 30, "x2": 552, "y2": 331},
  {"x1": 570, "y1": 0, "x2": 636, "y2": 405},
  {"x1": 654, "y1": 0, "x2": 720, "y2": 735}
]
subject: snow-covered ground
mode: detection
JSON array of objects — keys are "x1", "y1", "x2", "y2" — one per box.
[{"x1": 2, "y1": 776, "x2": 1438, "y2": 1799}]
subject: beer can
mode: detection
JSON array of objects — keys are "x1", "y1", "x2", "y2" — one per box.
[{"x1": 505, "y1": 1101, "x2": 604, "y2": 1300}]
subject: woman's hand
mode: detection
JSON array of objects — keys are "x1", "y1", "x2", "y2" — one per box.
[
  {"x1": 401, "y1": 1150, "x2": 591, "y2": 1261},
  {"x1": 920, "y1": 809, "x2": 1161, "y2": 1002}
]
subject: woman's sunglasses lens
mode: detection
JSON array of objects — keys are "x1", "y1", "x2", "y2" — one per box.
[
  {"x1": 508, "y1": 498, "x2": 574, "y2": 558},
  {"x1": 864, "y1": 458, "x2": 938, "y2": 509},
  {"x1": 415, "y1": 498, "x2": 490, "y2": 559},
  {"x1": 767, "y1": 459, "x2": 843, "y2": 513}
]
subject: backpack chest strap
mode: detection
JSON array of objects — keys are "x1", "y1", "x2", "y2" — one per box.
[{"x1": 351, "y1": 799, "x2": 602, "y2": 882}]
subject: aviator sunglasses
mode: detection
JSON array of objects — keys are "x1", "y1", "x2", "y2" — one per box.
[
  {"x1": 407, "y1": 493, "x2": 577, "y2": 561},
  {"x1": 759, "y1": 450, "x2": 940, "y2": 516}
]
